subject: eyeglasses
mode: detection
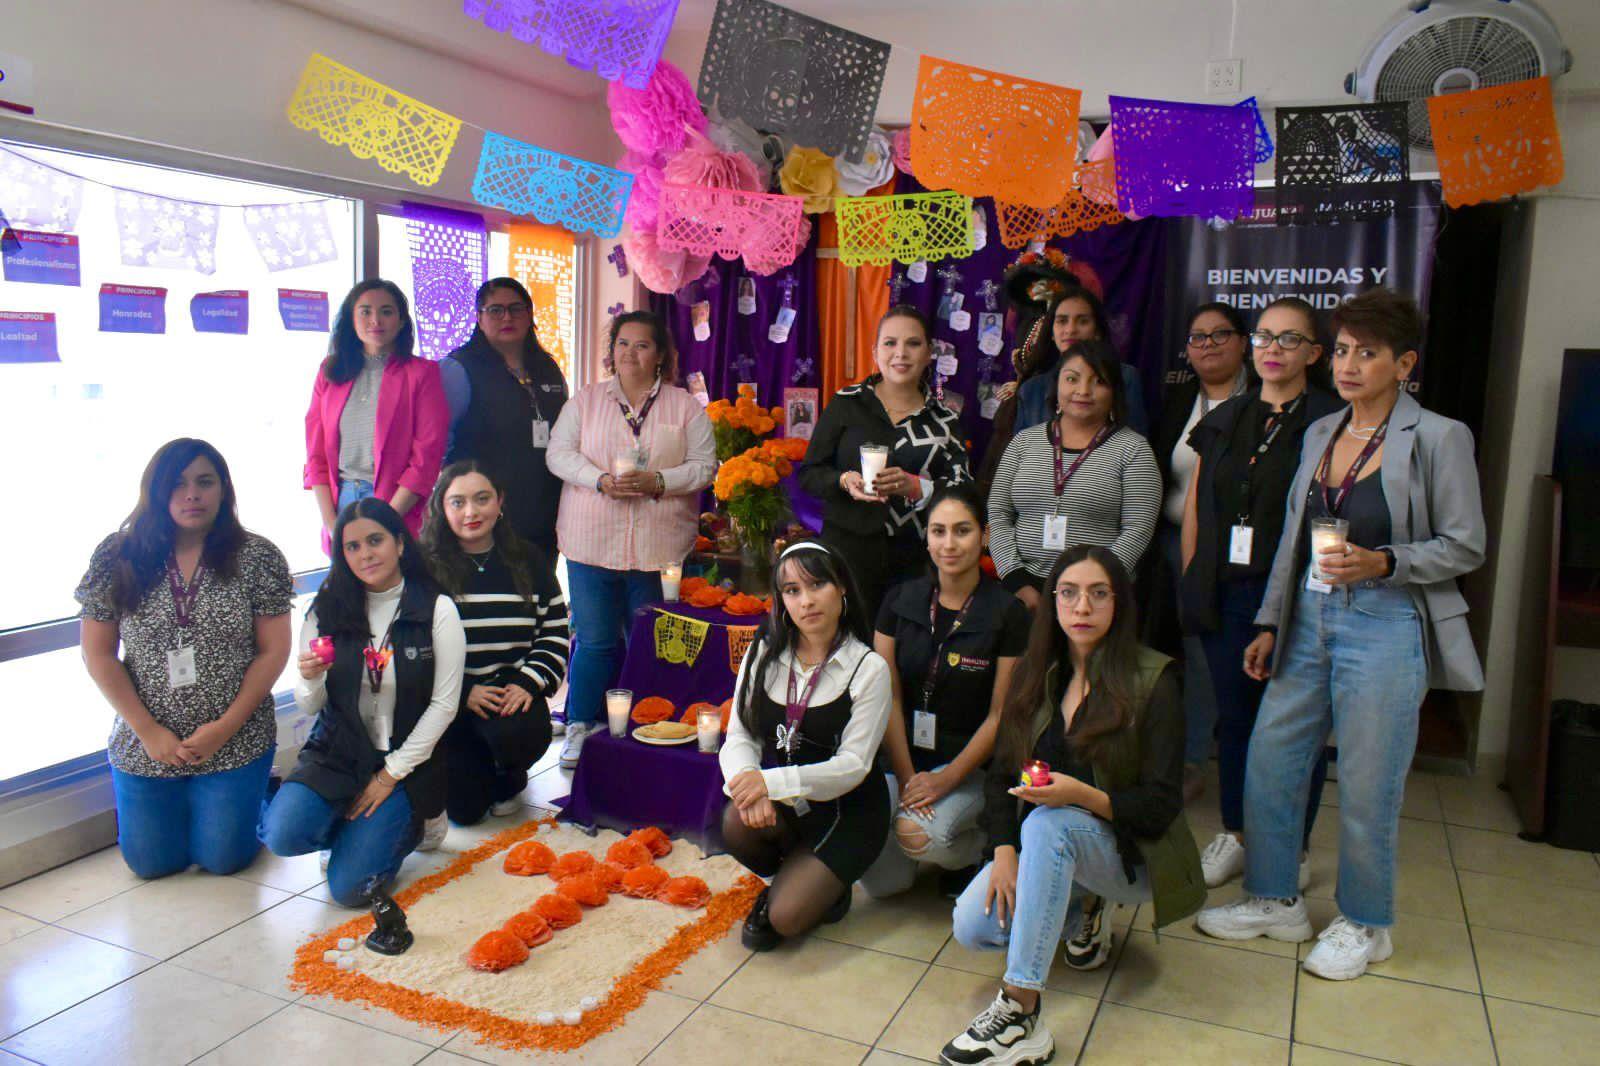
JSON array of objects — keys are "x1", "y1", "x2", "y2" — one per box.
[
  {"x1": 1054, "y1": 585, "x2": 1114, "y2": 608},
  {"x1": 1186, "y1": 328, "x2": 1240, "y2": 348},
  {"x1": 481, "y1": 302, "x2": 531, "y2": 321},
  {"x1": 1250, "y1": 329, "x2": 1312, "y2": 351}
]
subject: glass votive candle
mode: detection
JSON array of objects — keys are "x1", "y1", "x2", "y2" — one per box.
[
  {"x1": 1018, "y1": 759, "x2": 1051, "y2": 787},
  {"x1": 697, "y1": 708, "x2": 722, "y2": 753},
  {"x1": 605, "y1": 689, "x2": 633, "y2": 738},
  {"x1": 661, "y1": 562, "x2": 683, "y2": 602},
  {"x1": 611, "y1": 453, "x2": 638, "y2": 478},
  {"x1": 309, "y1": 635, "x2": 336, "y2": 664},
  {"x1": 1309, "y1": 516, "x2": 1349, "y2": 584}
]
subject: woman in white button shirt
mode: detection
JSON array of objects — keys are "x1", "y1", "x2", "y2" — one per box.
[{"x1": 719, "y1": 541, "x2": 893, "y2": 951}]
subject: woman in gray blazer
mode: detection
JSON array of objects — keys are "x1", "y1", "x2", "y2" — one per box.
[{"x1": 1196, "y1": 288, "x2": 1485, "y2": 982}]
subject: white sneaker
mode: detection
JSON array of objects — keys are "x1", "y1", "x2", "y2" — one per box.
[
  {"x1": 318, "y1": 850, "x2": 331, "y2": 872},
  {"x1": 490, "y1": 797, "x2": 524, "y2": 818},
  {"x1": 559, "y1": 722, "x2": 597, "y2": 770},
  {"x1": 1196, "y1": 895, "x2": 1313, "y2": 942},
  {"x1": 415, "y1": 813, "x2": 449, "y2": 852},
  {"x1": 1200, "y1": 833, "x2": 1245, "y2": 888},
  {"x1": 1302, "y1": 916, "x2": 1393, "y2": 980}
]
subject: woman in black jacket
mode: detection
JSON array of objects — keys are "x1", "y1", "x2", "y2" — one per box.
[
  {"x1": 1180, "y1": 297, "x2": 1340, "y2": 891},
  {"x1": 799, "y1": 305, "x2": 971, "y2": 619},
  {"x1": 439, "y1": 277, "x2": 568, "y2": 562}
]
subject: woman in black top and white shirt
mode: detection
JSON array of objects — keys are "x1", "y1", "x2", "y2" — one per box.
[
  {"x1": 720, "y1": 541, "x2": 893, "y2": 951},
  {"x1": 861, "y1": 483, "x2": 1031, "y2": 900},
  {"x1": 799, "y1": 306, "x2": 972, "y2": 618},
  {"x1": 1180, "y1": 298, "x2": 1342, "y2": 889},
  {"x1": 423, "y1": 460, "x2": 569, "y2": 826},
  {"x1": 259, "y1": 499, "x2": 465, "y2": 907},
  {"x1": 988, "y1": 340, "x2": 1162, "y2": 608}
]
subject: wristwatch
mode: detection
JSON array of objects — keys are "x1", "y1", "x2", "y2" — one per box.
[{"x1": 1379, "y1": 547, "x2": 1397, "y2": 579}]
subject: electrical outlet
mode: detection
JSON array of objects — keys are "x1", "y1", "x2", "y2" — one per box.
[{"x1": 1206, "y1": 58, "x2": 1243, "y2": 96}]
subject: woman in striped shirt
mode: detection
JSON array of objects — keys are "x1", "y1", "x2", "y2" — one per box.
[
  {"x1": 988, "y1": 340, "x2": 1162, "y2": 610},
  {"x1": 422, "y1": 460, "x2": 569, "y2": 825}
]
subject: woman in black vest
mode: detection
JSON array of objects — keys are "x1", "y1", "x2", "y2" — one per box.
[
  {"x1": 719, "y1": 541, "x2": 893, "y2": 951},
  {"x1": 259, "y1": 499, "x2": 466, "y2": 907},
  {"x1": 860, "y1": 483, "x2": 1031, "y2": 900},
  {"x1": 439, "y1": 277, "x2": 568, "y2": 561},
  {"x1": 1180, "y1": 297, "x2": 1340, "y2": 890},
  {"x1": 423, "y1": 460, "x2": 568, "y2": 826}
]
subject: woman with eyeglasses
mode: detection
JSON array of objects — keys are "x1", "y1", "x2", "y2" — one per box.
[
  {"x1": 941, "y1": 546, "x2": 1202, "y2": 1066},
  {"x1": 1179, "y1": 298, "x2": 1342, "y2": 891},
  {"x1": 1148, "y1": 303, "x2": 1253, "y2": 801},
  {"x1": 438, "y1": 278, "x2": 569, "y2": 562},
  {"x1": 988, "y1": 340, "x2": 1162, "y2": 611},
  {"x1": 1198, "y1": 288, "x2": 1486, "y2": 981}
]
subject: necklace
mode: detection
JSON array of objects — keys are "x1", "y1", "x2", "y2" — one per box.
[
  {"x1": 466, "y1": 549, "x2": 493, "y2": 573},
  {"x1": 1345, "y1": 423, "x2": 1381, "y2": 441}
]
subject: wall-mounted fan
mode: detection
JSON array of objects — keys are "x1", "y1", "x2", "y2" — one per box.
[{"x1": 1345, "y1": 0, "x2": 1573, "y2": 149}]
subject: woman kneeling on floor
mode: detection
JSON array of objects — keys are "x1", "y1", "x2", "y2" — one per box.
[
  {"x1": 260, "y1": 499, "x2": 465, "y2": 907},
  {"x1": 719, "y1": 540, "x2": 893, "y2": 951},
  {"x1": 940, "y1": 546, "x2": 1203, "y2": 1066}
]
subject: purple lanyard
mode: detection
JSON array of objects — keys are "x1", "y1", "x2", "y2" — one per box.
[
  {"x1": 618, "y1": 389, "x2": 658, "y2": 439},
  {"x1": 921, "y1": 588, "x2": 975, "y2": 710},
  {"x1": 783, "y1": 637, "x2": 842, "y2": 756},
  {"x1": 1313, "y1": 411, "x2": 1389, "y2": 516},
  {"x1": 166, "y1": 557, "x2": 206, "y2": 628},
  {"x1": 1049, "y1": 419, "x2": 1115, "y2": 496}
]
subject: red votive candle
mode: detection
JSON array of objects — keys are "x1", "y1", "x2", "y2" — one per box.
[
  {"x1": 310, "y1": 636, "x2": 336, "y2": 664},
  {"x1": 1019, "y1": 760, "x2": 1051, "y2": 788}
]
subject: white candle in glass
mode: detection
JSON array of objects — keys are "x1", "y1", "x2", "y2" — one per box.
[
  {"x1": 605, "y1": 688, "x2": 633, "y2": 737},
  {"x1": 661, "y1": 563, "x2": 683, "y2": 601},
  {"x1": 697, "y1": 709, "x2": 722, "y2": 753},
  {"x1": 1309, "y1": 517, "x2": 1349, "y2": 583},
  {"x1": 859, "y1": 444, "x2": 889, "y2": 495}
]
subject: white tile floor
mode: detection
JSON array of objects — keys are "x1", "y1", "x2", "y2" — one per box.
[{"x1": 1, "y1": 753, "x2": 1596, "y2": 1066}]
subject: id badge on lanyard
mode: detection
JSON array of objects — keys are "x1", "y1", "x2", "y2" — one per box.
[
  {"x1": 530, "y1": 420, "x2": 550, "y2": 449},
  {"x1": 166, "y1": 558, "x2": 204, "y2": 689}
]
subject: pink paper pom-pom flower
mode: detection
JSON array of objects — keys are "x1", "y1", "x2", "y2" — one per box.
[
  {"x1": 619, "y1": 152, "x2": 666, "y2": 233},
  {"x1": 607, "y1": 60, "x2": 708, "y2": 158},
  {"x1": 624, "y1": 227, "x2": 712, "y2": 295},
  {"x1": 891, "y1": 128, "x2": 914, "y2": 175},
  {"x1": 662, "y1": 130, "x2": 763, "y2": 194}
]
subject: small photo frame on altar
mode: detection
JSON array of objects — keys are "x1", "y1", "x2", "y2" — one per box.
[
  {"x1": 685, "y1": 372, "x2": 710, "y2": 406},
  {"x1": 784, "y1": 387, "x2": 818, "y2": 440}
]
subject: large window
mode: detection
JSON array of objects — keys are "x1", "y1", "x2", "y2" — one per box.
[{"x1": 0, "y1": 141, "x2": 358, "y2": 781}]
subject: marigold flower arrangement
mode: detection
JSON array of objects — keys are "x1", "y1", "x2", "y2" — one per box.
[
  {"x1": 705, "y1": 384, "x2": 784, "y2": 461},
  {"x1": 713, "y1": 443, "x2": 793, "y2": 565}
]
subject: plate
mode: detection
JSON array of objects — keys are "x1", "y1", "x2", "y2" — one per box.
[{"x1": 633, "y1": 730, "x2": 698, "y2": 746}]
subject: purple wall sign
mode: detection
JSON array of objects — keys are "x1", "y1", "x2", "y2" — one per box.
[
  {"x1": 190, "y1": 290, "x2": 249, "y2": 334},
  {"x1": 0, "y1": 310, "x2": 59, "y2": 363},
  {"x1": 98, "y1": 284, "x2": 167, "y2": 334},
  {"x1": 278, "y1": 288, "x2": 329, "y2": 332},
  {"x1": 1, "y1": 228, "x2": 80, "y2": 286}
]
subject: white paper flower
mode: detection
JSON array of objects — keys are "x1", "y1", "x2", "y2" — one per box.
[{"x1": 835, "y1": 127, "x2": 894, "y2": 196}]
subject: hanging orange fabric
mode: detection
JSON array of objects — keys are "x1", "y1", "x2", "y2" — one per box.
[
  {"x1": 818, "y1": 176, "x2": 894, "y2": 402},
  {"x1": 507, "y1": 222, "x2": 578, "y2": 376},
  {"x1": 910, "y1": 55, "x2": 1081, "y2": 209},
  {"x1": 1427, "y1": 76, "x2": 1564, "y2": 208}
]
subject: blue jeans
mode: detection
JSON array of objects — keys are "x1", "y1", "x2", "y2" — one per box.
[
  {"x1": 860, "y1": 768, "x2": 987, "y2": 898},
  {"x1": 337, "y1": 478, "x2": 374, "y2": 514},
  {"x1": 564, "y1": 561, "x2": 663, "y2": 727},
  {"x1": 1199, "y1": 576, "x2": 1326, "y2": 838},
  {"x1": 1243, "y1": 581, "x2": 1426, "y2": 927},
  {"x1": 952, "y1": 806, "x2": 1150, "y2": 991},
  {"x1": 1157, "y1": 524, "x2": 1218, "y2": 765},
  {"x1": 258, "y1": 781, "x2": 418, "y2": 907},
  {"x1": 110, "y1": 748, "x2": 273, "y2": 879}
]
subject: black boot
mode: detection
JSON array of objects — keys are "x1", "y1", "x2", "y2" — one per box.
[
  {"x1": 741, "y1": 887, "x2": 782, "y2": 951},
  {"x1": 821, "y1": 885, "x2": 853, "y2": 925}
]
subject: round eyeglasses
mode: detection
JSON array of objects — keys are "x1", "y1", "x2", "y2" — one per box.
[{"x1": 1250, "y1": 329, "x2": 1311, "y2": 351}]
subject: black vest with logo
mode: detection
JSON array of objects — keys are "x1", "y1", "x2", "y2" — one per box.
[{"x1": 287, "y1": 580, "x2": 446, "y2": 825}]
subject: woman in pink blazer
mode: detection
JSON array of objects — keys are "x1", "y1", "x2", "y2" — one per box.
[{"x1": 304, "y1": 280, "x2": 449, "y2": 551}]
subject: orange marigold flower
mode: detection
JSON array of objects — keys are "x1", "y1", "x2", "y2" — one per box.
[
  {"x1": 626, "y1": 826, "x2": 673, "y2": 858},
  {"x1": 503, "y1": 839, "x2": 556, "y2": 876},
  {"x1": 592, "y1": 861, "x2": 627, "y2": 891},
  {"x1": 620, "y1": 863, "x2": 671, "y2": 898},
  {"x1": 551, "y1": 851, "x2": 597, "y2": 881},
  {"x1": 606, "y1": 837, "x2": 655, "y2": 869},
  {"x1": 503, "y1": 909, "x2": 554, "y2": 948},
  {"x1": 556, "y1": 872, "x2": 610, "y2": 907},
  {"x1": 656, "y1": 875, "x2": 712, "y2": 908},
  {"x1": 533, "y1": 892, "x2": 584, "y2": 929},
  {"x1": 466, "y1": 929, "x2": 529, "y2": 972}
]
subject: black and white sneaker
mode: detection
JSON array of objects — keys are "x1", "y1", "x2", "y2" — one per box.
[
  {"x1": 1063, "y1": 894, "x2": 1112, "y2": 970},
  {"x1": 939, "y1": 989, "x2": 1054, "y2": 1065}
]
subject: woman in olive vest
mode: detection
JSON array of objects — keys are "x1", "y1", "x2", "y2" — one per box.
[{"x1": 940, "y1": 545, "x2": 1203, "y2": 1066}]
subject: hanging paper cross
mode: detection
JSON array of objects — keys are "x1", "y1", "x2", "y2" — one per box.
[
  {"x1": 287, "y1": 54, "x2": 462, "y2": 187},
  {"x1": 404, "y1": 203, "x2": 489, "y2": 360},
  {"x1": 114, "y1": 191, "x2": 220, "y2": 274},
  {"x1": 976, "y1": 279, "x2": 1000, "y2": 312},
  {"x1": 0, "y1": 146, "x2": 85, "y2": 232},
  {"x1": 657, "y1": 183, "x2": 807, "y2": 275},
  {"x1": 460, "y1": 0, "x2": 680, "y2": 90},
  {"x1": 1274, "y1": 103, "x2": 1409, "y2": 226},
  {"x1": 1426, "y1": 76, "x2": 1563, "y2": 209},
  {"x1": 731, "y1": 350, "x2": 757, "y2": 380},
  {"x1": 835, "y1": 191, "x2": 974, "y2": 268},
  {"x1": 695, "y1": 0, "x2": 891, "y2": 163},
  {"x1": 910, "y1": 56, "x2": 1081, "y2": 209},
  {"x1": 935, "y1": 263, "x2": 964, "y2": 319},
  {"x1": 887, "y1": 272, "x2": 910, "y2": 303},
  {"x1": 242, "y1": 201, "x2": 339, "y2": 272},
  {"x1": 1239, "y1": 97, "x2": 1274, "y2": 163},
  {"x1": 776, "y1": 274, "x2": 800, "y2": 306},
  {"x1": 1107, "y1": 95, "x2": 1256, "y2": 220},
  {"x1": 607, "y1": 243, "x2": 630, "y2": 277},
  {"x1": 607, "y1": 301, "x2": 625, "y2": 316},
  {"x1": 472, "y1": 131, "x2": 633, "y2": 238},
  {"x1": 994, "y1": 158, "x2": 1125, "y2": 249}
]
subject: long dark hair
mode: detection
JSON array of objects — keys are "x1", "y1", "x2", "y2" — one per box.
[
  {"x1": 604, "y1": 309, "x2": 678, "y2": 384},
  {"x1": 422, "y1": 460, "x2": 539, "y2": 602},
  {"x1": 923, "y1": 482, "x2": 987, "y2": 580},
  {"x1": 1024, "y1": 285, "x2": 1112, "y2": 382},
  {"x1": 994, "y1": 545, "x2": 1142, "y2": 771},
  {"x1": 105, "y1": 439, "x2": 247, "y2": 616},
  {"x1": 1051, "y1": 338, "x2": 1129, "y2": 425},
  {"x1": 735, "y1": 540, "x2": 870, "y2": 739},
  {"x1": 313, "y1": 498, "x2": 438, "y2": 637},
  {"x1": 459, "y1": 277, "x2": 559, "y2": 367},
  {"x1": 322, "y1": 279, "x2": 416, "y2": 384}
]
